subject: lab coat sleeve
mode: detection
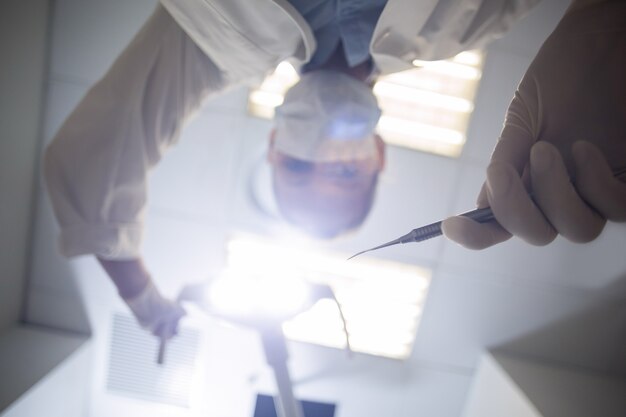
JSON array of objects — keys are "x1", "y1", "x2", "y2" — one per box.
[{"x1": 44, "y1": 5, "x2": 230, "y2": 259}]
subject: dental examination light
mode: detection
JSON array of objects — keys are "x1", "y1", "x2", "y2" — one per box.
[
  {"x1": 164, "y1": 274, "x2": 349, "y2": 417},
  {"x1": 208, "y1": 271, "x2": 311, "y2": 322}
]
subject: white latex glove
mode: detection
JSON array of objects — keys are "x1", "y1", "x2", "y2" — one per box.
[
  {"x1": 124, "y1": 281, "x2": 186, "y2": 338},
  {"x1": 443, "y1": 2, "x2": 626, "y2": 249}
]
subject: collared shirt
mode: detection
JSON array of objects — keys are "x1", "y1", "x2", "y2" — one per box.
[{"x1": 287, "y1": 0, "x2": 388, "y2": 72}]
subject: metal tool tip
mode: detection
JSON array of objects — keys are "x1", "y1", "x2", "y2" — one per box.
[
  {"x1": 347, "y1": 236, "x2": 408, "y2": 261},
  {"x1": 347, "y1": 249, "x2": 373, "y2": 260}
]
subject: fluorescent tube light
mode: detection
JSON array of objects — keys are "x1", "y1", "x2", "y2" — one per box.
[{"x1": 248, "y1": 51, "x2": 484, "y2": 158}]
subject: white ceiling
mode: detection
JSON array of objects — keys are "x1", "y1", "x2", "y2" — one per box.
[{"x1": 22, "y1": 0, "x2": 626, "y2": 416}]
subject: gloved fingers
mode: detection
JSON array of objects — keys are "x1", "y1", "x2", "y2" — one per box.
[
  {"x1": 442, "y1": 215, "x2": 511, "y2": 250},
  {"x1": 475, "y1": 158, "x2": 531, "y2": 211},
  {"x1": 152, "y1": 303, "x2": 186, "y2": 339},
  {"x1": 473, "y1": 99, "x2": 535, "y2": 229},
  {"x1": 573, "y1": 140, "x2": 626, "y2": 222},
  {"x1": 154, "y1": 322, "x2": 178, "y2": 339},
  {"x1": 486, "y1": 162, "x2": 557, "y2": 246},
  {"x1": 124, "y1": 280, "x2": 188, "y2": 340},
  {"x1": 530, "y1": 142, "x2": 606, "y2": 243},
  {"x1": 490, "y1": 123, "x2": 536, "y2": 176},
  {"x1": 521, "y1": 164, "x2": 531, "y2": 190},
  {"x1": 475, "y1": 182, "x2": 489, "y2": 208}
]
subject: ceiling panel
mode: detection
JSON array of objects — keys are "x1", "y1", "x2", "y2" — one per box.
[
  {"x1": 410, "y1": 267, "x2": 597, "y2": 370},
  {"x1": 50, "y1": 0, "x2": 158, "y2": 83}
]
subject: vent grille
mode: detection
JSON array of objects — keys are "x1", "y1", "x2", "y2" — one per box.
[{"x1": 106, "y1": 313, "x2": 200, "y2": 407}]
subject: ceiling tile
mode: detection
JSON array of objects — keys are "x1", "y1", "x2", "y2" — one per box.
[
  {"x1": 51, "y1": 0, "x2": 157, "y2": 83},
  {"x1": 410, "y1": 268, "x2": 596, "y2": 369}
]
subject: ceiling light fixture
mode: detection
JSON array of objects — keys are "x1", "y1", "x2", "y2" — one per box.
[{"x1": 248, "y1": 50, "x2": 484, "y2": 158}]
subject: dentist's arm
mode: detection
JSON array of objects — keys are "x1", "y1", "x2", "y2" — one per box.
[
  {"x1": 98, "y1": 258, "x2": 150, "y2": 300},
  {"x1": 44, "y1": 5, "x2": 223, "y2": 332},
  {"x1": 98, "y1": 257, "x2": 185, "y2": 338}
]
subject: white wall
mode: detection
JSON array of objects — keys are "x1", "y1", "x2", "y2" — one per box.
[
  {"x1": 495, "y1": 353, "x2": 626, "y2": 417},
  {"x1": 497, "y1": 300, "x2": 626, "y2": 377},
  {"x1": 463, "y1": 353, "x2": 542, "y2": 417},
  {"x1": 0, "y1": 326, "x2": 89, "y2": 414},
  {"x1": 2, "y1": 340, "x2": 91, "y2": 417},
  {"x1": 0, "y1": 4, "x2": 95, "y2": 416},
  {"x1": 464, "y1": 352, "x2": 626, "y2": 417},
  {"x1": 0, "y1": 0, "x2": 50, "y2": 332}
]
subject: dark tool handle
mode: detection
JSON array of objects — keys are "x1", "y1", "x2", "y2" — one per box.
[
  {"x1": 406, "y1": 207, "x2": 495, "y2": 243},
  {"x1": 157, "y1": 336, "x2": 166, "y2": 365},
  {"x1": 460, "y1": 206, "x2": 495, "y2": 223}
]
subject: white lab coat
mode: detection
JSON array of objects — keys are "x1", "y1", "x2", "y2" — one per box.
[
  {"x1": 160, "y1": 0, "x2": 541, "y2": 78},
  {"x1": 45, "y1": 0, "x2": 540, "y2": 259}
]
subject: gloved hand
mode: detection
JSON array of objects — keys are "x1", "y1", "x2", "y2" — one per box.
[
  {"x1": 442, "y1": 2, "x2": 626, "y2": 249},
  {"x1": 124, "y1": 280, "x2": 186, "y2": 338}
]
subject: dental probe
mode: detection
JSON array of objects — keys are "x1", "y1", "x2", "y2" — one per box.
[
  {"x1": 347, "y1": 206, "x2": 494, "y2": 260},
  {"x1": 348, "y1": 166, "x2": 626, "y2": 260}
]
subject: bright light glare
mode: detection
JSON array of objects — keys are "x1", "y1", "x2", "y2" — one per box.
[
  {"x1": 453, "y1": 51, "x2": 483, "y2": 66},
  {"x1": 249, "y1": 90, "x2": 284, "y2": 108},
  {"x1": 282, "y1": 299, "x2": 348, "y2": 347},
  {"x1": 373, "y1": 82, "x2": 474, "y2": 112},
  {"x1": 274, "y1": 61, "x2": 299, "y2": 78},
  {"x1": 378, "y1": 115, "x2": 465, "y2": 145},
  {"x1": 221, "y1": 234, "x2": 432, "y2": 359},
  {"x1": 208, "y1": 269, "x2": 310, "y2": 320},
  {"x1": 412, "y1": 59, "x2": 482, "y2": 80}
]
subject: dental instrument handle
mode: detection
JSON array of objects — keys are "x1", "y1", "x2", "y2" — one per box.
[
  {"x1": 157, "y1": 336, "x2": 166, "y2": 365},
  {"x1": 404, "y1": 207, "x2": 494, "y2": 243}
]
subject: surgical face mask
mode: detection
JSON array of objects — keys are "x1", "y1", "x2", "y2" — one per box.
[{"x1": 273, "y1": 70, "x2": 382, "y2": 163}]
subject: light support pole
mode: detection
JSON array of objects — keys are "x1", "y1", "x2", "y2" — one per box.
[
  {"x1": 260, "y1": 325, "x2": 304, "y2": 417},
  {"x1": 165, "y1": 281, "x2": 348, "y2": 417}
]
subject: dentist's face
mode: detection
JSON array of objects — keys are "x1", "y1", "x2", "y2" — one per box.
[
  {"x1": 268, "y1": 134, "x2": 385, "y2": 238},
  {"x1": 268, "y1": 67, "x2": 384, "y2": 237}
]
